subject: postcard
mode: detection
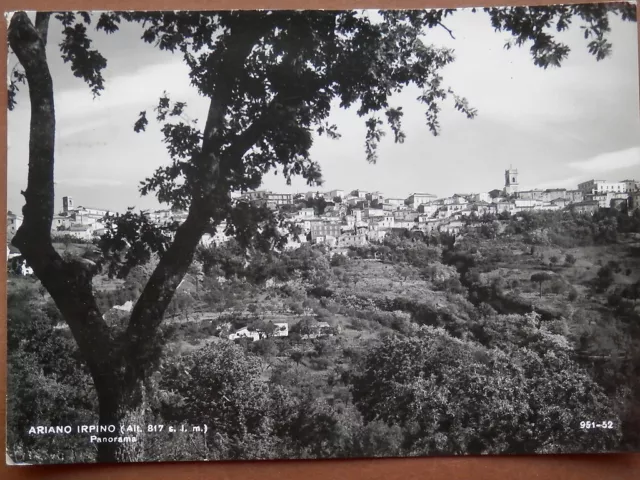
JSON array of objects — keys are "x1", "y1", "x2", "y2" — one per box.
[{"x1": 5, "y1": 3, "x2": 640, "y2": 464}]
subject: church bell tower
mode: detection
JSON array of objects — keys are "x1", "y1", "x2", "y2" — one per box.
[{"x1": 504, "y1": 167, "x2": 518, "y2": 195}]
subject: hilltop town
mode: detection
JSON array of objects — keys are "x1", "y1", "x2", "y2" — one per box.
[{"x1": 8, "y1": 169, "x2": 640, "y2": 249}]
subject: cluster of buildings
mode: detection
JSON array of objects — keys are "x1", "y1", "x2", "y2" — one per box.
[
  {"x1": 7, "y1": 196, "x2": 112, "y2": 242},
  {"x1": 7, "y1": 196, "x2": 192, "y2": 243},
  {"x1": 201, "y1": 170, "x2": 640, "y2": 249},
  {"x1": 226, "y1": 320, "x2": 337, "y2": 342},
  {"x1": 7, "y1": 169, "x2": 640, "y2": 249}
]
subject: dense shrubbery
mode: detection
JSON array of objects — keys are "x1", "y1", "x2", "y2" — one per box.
[
  {"x1": 7, "y1": 281, "x2": 97, "y2": 463},
  {"x1": 8, "y1": 207, "x2": 640, "y2": 462},
  {"x1": 500, "y1": 209, "x2": 640, "y2": 247},
  {"x1": 350, "y1": 324, "x2": 620, "y2": 455}
]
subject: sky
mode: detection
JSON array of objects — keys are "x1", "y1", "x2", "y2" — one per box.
[{"x1": 7, "y1": 7, "x2": 640, "y2": 214}]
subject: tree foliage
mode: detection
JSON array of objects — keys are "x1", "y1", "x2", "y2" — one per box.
[{"x1": 350, "y1": 324, "x2": 620, "y2": 455}]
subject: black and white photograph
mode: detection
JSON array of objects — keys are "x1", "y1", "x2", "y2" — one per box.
[{"x1": 5, "y1": 3, "x2": 640, "y2": 465}]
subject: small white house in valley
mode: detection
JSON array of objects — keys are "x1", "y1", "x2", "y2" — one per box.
[
  {"x1": 228, "y1": 322, "x2": 289, "y2": 342},
  {"x1": 228, "y1": 327, "x2": 261, "y2": 342}
]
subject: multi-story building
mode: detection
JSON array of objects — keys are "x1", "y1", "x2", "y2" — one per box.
[
  {"x1": 61, "y1": 205, "x2": 110, "y2": 228},
  {"x1": 565, "y1": 190, "x2": 584, "y2": 203},
  {"x1": 578, "y1": 180, "x2": 628, "y2": 194},
  {"x1": 570, "y1": 200, "x2": 599, "y2": 215},
  {"x1": 338, "y1": 233, "x2": 368, "y2": 248},
  {"x1": 368, "y1": 230, "x2": 388, "y2": 242},
  {"x1": 473, "y1": 202, "x2": 492, "y2": 216},
  {"x1": 363, "y1": 208, "x2": 385, "y2": 219},
  {"x1": 622, "y1": 179, "x2": 640, "y2": 192},
  {"x1": 385, "y1": 197, "x2": 406, "y2": 207},
  {"x1": 395, "y1": 220, "x2": 416, "y2": 229},
  {"x1": 297, "y1": 208, "x2": 315, "y2": 219},
  {"x1": 328, "y1": 189, "x2": 345, "y2": 199},
  {"x1": 517, "y1": 190, "x2": 545, "y2": 201},
  {"x1": 436, "y1": 202, "x2": 467, "y2": 219},
  {"x1": 515, "y1": 199, "x2": 542, "y2": 209},
  {"x1": 547, "y1": 189, "x2": 569, "y2": 201},
  {"x1": 405, "y1": 192, "x2": 437, "y2": 209},
  {"x1": 470, "y1": 192, "x2": 490, "y2": 203},
  {"x1": 310, "y1": 221, "x2": 342, "y2": 242},
  {"x1": 366, "y1": 191, "x2": 384, "y2": 202},
  {"x1": 265, "y1": 193, "x2": 293, "y2": 208},
  {"x1": 551, "y1": 198, "x2": 569, "y2": 208},
  {"x1": 416, "y1": 203, "x2": 438, "y2": 217},
  {"x1": 51, "y1": 215, "x2": 71, "y2": 231},
  {"x1": 439, "y1": 219, "x2": 465, "y2": 235},
  {"x1": 586, "y1": 191, "x2": 629, "y2": 208},
  {"x1": 394, "y1": 210, "x2": 418, "y2": 221},
  {"x1": 488, "y1": 202, "x2": 516, "y2": 215},
  {"x1": 371, "y1": 217, "x2": 395, "y2": 229},
  {"x1": 351, "y1": 189, "x2": 369, "y2": 199},
  {"x1": 517, "y1": 188, "x2": 581, "y2": 204},
  {"x1": 245, "y1": 191, "x2": 292, "y2": 208}
]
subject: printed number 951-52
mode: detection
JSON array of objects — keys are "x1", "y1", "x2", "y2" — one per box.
[{"x1": 580, "y1": 421, "x2": 614, "y2": 429}]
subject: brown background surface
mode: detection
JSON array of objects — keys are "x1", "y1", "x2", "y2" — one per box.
[{"x1": 1, "y1": 0, "x2": 639, "y2": 478}]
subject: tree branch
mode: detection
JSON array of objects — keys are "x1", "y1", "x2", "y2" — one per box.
[
  {"x1": 224, "y1": 93, "x2": 300, "y2": 165},
  {"x1": 8, "y1": 11, "x2": 115, "y2": 384},
  {"x1": 8, "y1": 12, "x2": 55, "y2": 240},
  {"x1": 120, "y1": 20, "x2": 275, "y2": 376},
  {"x1": 35, "y1": 12, "x2": 51, "y2": 47},
  {"x1": 438, "y1": 22, "x2": 456, "y2": 40}
]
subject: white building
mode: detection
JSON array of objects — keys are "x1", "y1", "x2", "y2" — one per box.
[
  {"x1": 273, "y1": 322, "x2": 289, "y2": 337},
  {"x1": 578, "y1": 180, "x2": 628, "y2": 194},
  {"x1": 395, "y1": 220, "x2": 416, "y2": 229},
  {"x1": 621, "y1": 179, "x2": 640, "y2": 192},
  {"x1": 51, "y1": 215, "x2": 71, "y2": 231},
  {"x1": 229, "y1": 327, "x2": 261, "y2": 342},
  {"x1": 351, "y1": 189, "x2": 369, "y2": 199},
  {"x1": 385, "y1": 197, "x2": 405, "y2": 207},
  {"x1": 363, "y1": 208, "x2": 385, "y2": 218},
  {"x1": 371, "y1": 217, "x2": 395, "y2": 229},
  {"x1": 406, "y1": 192, "x2": 437, "y2": 209},
  {"x1": 470, "y1": 192, "x2": 490, "y2": 203},
  {"x1": 586, "y1": 191, "x2": 629, "y2": 208}
]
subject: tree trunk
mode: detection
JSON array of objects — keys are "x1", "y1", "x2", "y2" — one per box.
[
  {"x1": 8, "y1": 13, "x2": 147, "y2": 463},
  {"x1": 95, "y1": 375, "x2": 148, "y2": 463},
  {"x1": 10, "y1": 11, "x2": 270, "y2": 463}
]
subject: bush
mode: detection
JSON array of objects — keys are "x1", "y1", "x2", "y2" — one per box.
[
  {"x1": 308, "y1": 357, "x2": 332, "y2": 370},
  {"x1": 349, "y1": 326, "x2": 621, "y2": 456},
  {"x1": 565, "y1": 253, "x2": 576, "y2": 266},
  {"x1": 568, "y1": 288, "x2": 578, "y2": 302},
  {"x1": 595, "y1": 265, "x2": 615, "y2": 293},
  {"x1": 330, "y1": 254, "x2": 348, "y2": 267},
  {"x1": 549, "y1": 278, "x2": 566, "y2": 295}
]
